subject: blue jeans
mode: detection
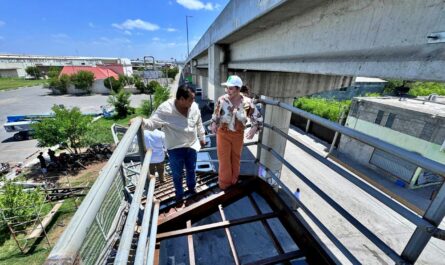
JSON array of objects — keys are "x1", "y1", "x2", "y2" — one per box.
[{"x1": 167, "y1": 147, "x2": 197, "y2": 200}]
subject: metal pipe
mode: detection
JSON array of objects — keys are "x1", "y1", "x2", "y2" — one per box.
[
  {"x1": 402, "y1": 183, "x2": 445, "y2": 262},
  {"x1": 261, "y1": 123, "x2": 433, "y2": 230},
  {"x1": 134, "y1": 176, "x2": 156, "y2": 265},
  {"x1": 256, "y1": 101, "x2": 265, "y2": 177},
  {"x1": 328, "y1": 110, "x2": 346, "y2": 154},
  {"x1": 258, "y1": 97, "x2": 445, "y2": 178},
  {"x1": 255, "y1": 161, "x2": 360, "y2": 264},
  {"x1": 258, "y1": 142, "x2": 414, "y2": 264},
  {"x1": 146, "y1": 201, "x2": 160, "y2": 265},
  {"x1": 198, "y1": 159, "x2": 256, "y2": 163},
  {"x1": 432, "y1": 228, "x2": 445, "y2": 241},
  {"x1": 45, "y1": 118, "x2": 143, "y2": 264},
  {"x1": 201, "y1": 141, "x2": 257, "y2": 152},
  {"x1": 115, "y1": 149, "x2": 153, "y2": 265}
]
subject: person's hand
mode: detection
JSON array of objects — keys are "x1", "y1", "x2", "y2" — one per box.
[
  {"x1": 210, "y1": 122, "x2": 217, "y2": 134},
  {"x1": 200, "y1": 139, "x2": 206, "y2": 147},
  {"x1": 128, "y1": 117, "x2": 139, "y2": 126},
  {"x1": 245, "y1": 126, "x2": 258, "y2": 140}
]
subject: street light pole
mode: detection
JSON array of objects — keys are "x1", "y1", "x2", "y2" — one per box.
[{"x1": 186, "y1": 15, "x2": 192, "y2": 57}]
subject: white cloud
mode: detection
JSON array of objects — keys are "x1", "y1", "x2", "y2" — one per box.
[
  {"x1": 124, "y1": 30, "x2": 132, "y2": 36},
  {"x1": 176, "y1": 0, "x2": 215, "y2": 10},
  {"x1": 152, "y1": 37, "x2": 160, "y2": 41},
  {"x1": 166, "y1": 28, "x2": 177, "y2": 32},
  {"x1": 0, "y1": 21, "x2": 5, "y2": 27},
  {"x1": 88, "y1": 22, "x2": 95, "y2": 28},
  {"x1": 112, "y1": 19, "x2": 159, "y2": 31}
]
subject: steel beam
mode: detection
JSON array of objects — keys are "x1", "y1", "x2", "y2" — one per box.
[
  {"x1": 115, "y1": 149, "x2": 153, "y2": 265},
  {"x1": 134, "y1": 175, "x2": 156, "y2": 265}
]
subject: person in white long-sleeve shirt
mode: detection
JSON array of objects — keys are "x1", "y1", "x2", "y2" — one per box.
[
  {"x1": 137, "y1": 84, "x2": 206, "y2": 200},
  {"x1": 144, "y1": 129, "x2": 166, "y2": 183}
]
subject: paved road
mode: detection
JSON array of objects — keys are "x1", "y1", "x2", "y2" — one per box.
[
  {"x1": 247, "y1": 127, "x2": 445, "y2": 264},
  {"x1": 0, "y1": 86, "x2": 150, "y2": 164}
]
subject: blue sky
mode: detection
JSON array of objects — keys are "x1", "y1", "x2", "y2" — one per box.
[{"x1": 0, "y1": 0, "x2": 229, "y2": 60}]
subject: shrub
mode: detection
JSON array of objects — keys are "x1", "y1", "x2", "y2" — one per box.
[
  {"x1": 71, "y1": 70, "x2": 95, "y2": 92},
  {"x1": 408, "y1": 82, "x2": 445, "y2": 96},
  {"x1": 294, "y1": 97, "x2": 351, "y2": 122},
  {"x1": 135, "y1": 80, "x2": 146, "y2": 93},
  {"x1": 49, "y1": 74, "x2": 71, "y2": 94},
  {"x1": 47, "y1": 66, "x2": 62, "y2": 79},
  {"x1": 153, "y1": 85, "x2": 171, "y2": 110},
  {"x1": 0, "y1": 181, "x2": 45, "y2": 232},
  {"x1": 25, "y1": 66, "x2": 41, "y2": 79},
  {"x1": 108, "y1": 90, "x2": 132, "y2": 118},
  {"x1": 140, "y1": 99, "x2": 153, "y2": 117},
  {"x1": 147, "y1": 80, "x2": 160, "y2": 95},
  {"x1": 118, "y1": 74, "x2": 134, "y2": 86},
  {"x1": 104, "y1": 77, "x2": 123, "y2": 93},
  {"x1": 167, "y1": 67, "x2": 179, "y2": 78}
]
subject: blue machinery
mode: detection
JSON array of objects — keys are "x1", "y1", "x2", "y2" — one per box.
[{"x1": 45, "y1": 98, "x2": 445, "y2": 264}]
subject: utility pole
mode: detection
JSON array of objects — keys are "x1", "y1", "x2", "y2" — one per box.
[{"x1": 186, "y1": 15, "x2": 192, "y2": 57}]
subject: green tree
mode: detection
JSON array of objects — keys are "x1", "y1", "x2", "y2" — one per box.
[
  {"x1": 47, "y1": 66, "x2": 62, "y2": 79},
  {"x1": 104, "y1": 77, "x2": 123, "y2": 93},
  {"x1": 140, "y1": 99, "x2": 153, "y2": 117},
  {"x1": 147, "y1": 80, "x2": 160, "y2": 95},
  {"x1": 32, "y1": 105, "x2": 93, "y2": 154},
  {"x1": 71, "y1": 70, "x2": 95, "y2": 92},
  {"x1": 118, "y1": 74, "x2": 134, "y2": 87},
  {"x1": 167, "y1": 67, "x2": 179, "y2": 78},
  {"x1": 135, "y1": 80, "x2": 146, "y2": 93},
  {"x1": 25, "y1": 66, "x2": 41, "y2": 79},
  {"x1": 294, "y1": 97, "x2": 351, "y2": 122},
  {"x1": 408, "y1": 81, "x2": 445, "y2": 96},
  {"x1": 108, "y1": 90, "x2": 132, "y2": 118},
  {"x1": 0, "y1": 181, "x2": 45, "y2": 232},
  {"x1": 153, "y1": 85, "x2": 171, "y2": 110}
]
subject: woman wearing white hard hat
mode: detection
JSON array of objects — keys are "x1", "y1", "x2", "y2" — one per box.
[{"x1": 210, "y1": 75, "x2": 263, "y2": 189}]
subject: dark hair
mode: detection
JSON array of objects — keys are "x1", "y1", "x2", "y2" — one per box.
[
  {"x1": 176, "y1": 83, "x2": 195, "y2": 100},
  {"x1": 39, "y1": 152, "x2": 43, "y2": 155},
  {"x1": 240, "y1": 85, "x2": 249, "y2": 94}
]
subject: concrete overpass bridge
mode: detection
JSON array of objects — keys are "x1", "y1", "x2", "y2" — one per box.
[{"x1": 45, "y1": 1, "x2": 445, "y2": 264}]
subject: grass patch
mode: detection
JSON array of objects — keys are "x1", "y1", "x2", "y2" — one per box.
[
  {"x1": 0, "y1": 78, "x2": 48, "y2": 91},
  {"x1": 90, "y1": 113, "x2": 140, "y2": 144}
]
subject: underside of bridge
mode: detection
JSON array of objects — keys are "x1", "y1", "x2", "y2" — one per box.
[{"x1": 183, "y1": 0, "x2": 445, "y2": 207}]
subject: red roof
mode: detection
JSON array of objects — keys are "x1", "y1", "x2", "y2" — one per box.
[{"x1": 59, "y1": 66, "x2": 119, "y2": 80}]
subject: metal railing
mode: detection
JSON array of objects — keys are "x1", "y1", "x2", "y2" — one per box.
[
  {"x1": 44, "y1": 96, "x2": 445, "y2": 265},
  {"x1": 45, "y1": 118, "x2": 159, "y2": 265},
  {"x1": 256, "y1": 97, "x2": 445, "y2": 264}
]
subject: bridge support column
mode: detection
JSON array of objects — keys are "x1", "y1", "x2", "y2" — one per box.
[
  {"x1": 208, "y1": 45, "x2": 227, "y2": 101},
  {"x1": 241, "y1": 71, "x2": 352, "y2": 179},
  {"x1": 260, "y1": 96, "x2": 293, "y2": 179},
  {"x1": 196, "y1": 68, "x2": 209, "y2": 100}
]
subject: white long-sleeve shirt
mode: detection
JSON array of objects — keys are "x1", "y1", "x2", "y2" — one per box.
[
  {"x1": 144, "y1": 129, "x2": 165, "y2": 163},
  {"x1": 142, "y1": 99, "x2": 205, "y2": 150}
]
